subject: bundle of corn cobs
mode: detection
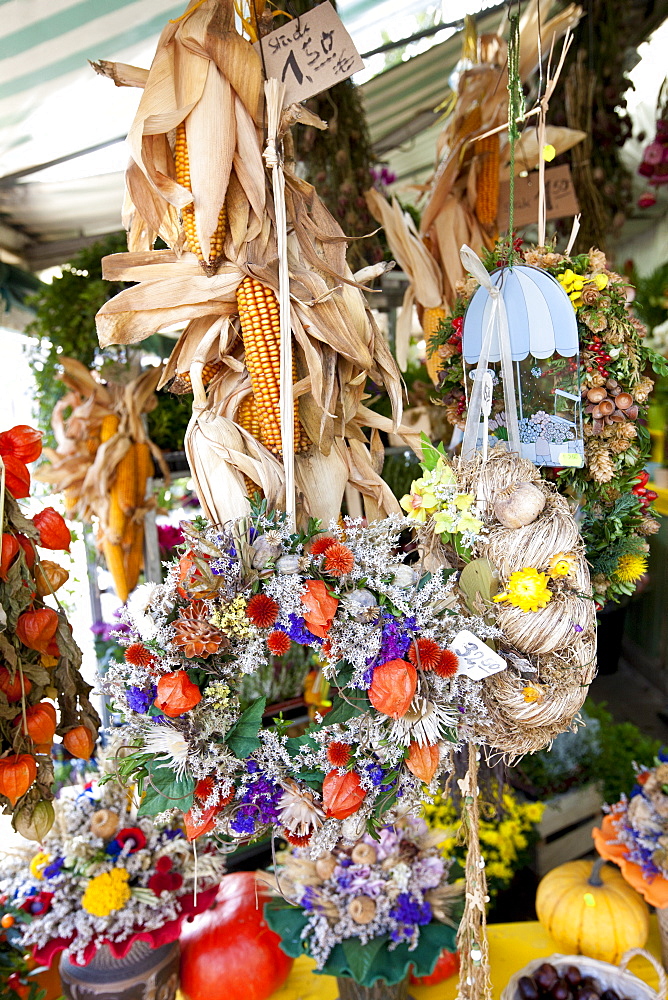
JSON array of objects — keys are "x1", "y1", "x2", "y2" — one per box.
[
  {"x1": 366, "y1": 0, "x2": 585, "y2": 378},
  {"x1": 93, "y1": 0, "x2": 422, "y2": 528},
  {"x1": 36, "y1": 359, "x2": 167, "y2": 602}
]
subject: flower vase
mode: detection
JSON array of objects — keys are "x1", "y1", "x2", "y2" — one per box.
[
  {"x1": 59, "y1": 939, "x2": 179, "y2": 1000},
  {"x1": 336, "y1": 974, "x2": 414, "y2": 1000}
]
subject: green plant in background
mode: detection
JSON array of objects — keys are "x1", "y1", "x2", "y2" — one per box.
[
  {"x1": 511, "y1": 699, "x2": 661, "y2": 805},
  {"x1": 630, "y1": 261, "x2": 668, "y2": 334},
  {"x1": 239, "y1": 644, "x2": 316, "y2": 711}
]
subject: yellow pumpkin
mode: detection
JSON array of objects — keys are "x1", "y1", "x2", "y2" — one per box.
[{"x1": 536, "y1": 858, "x2": 649, "y2": 964}]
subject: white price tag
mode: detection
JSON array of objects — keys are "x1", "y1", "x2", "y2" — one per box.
[
  {"x1": 448, "y1": 629, "x2": 507, "y2": 681},
  {"x1": 254, "y1": 2, "x2": 364, "y2": 106}
]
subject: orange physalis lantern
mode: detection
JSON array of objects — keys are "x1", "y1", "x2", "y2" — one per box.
[
  {"x1": 0, "y1": 667, "x2": 31, "y2": 703},
  {"x1": 322, "y1": 769, "x2": 366, "y2": 819},
  {"x1": 0, "y1": 534, "x2": 19, "y2": 581},
  {"x1": 0, "y1": 425, "x2": 43, "y2": 464},
  {"x1": 405, "y1": 741, "x2": 440, "y2": 783},
  {"x1": 15, "y1": 534, "x2": 35, "y2": 569},
  {"x1": 3, "y1": 455, "x2": 30, "y2": 499},
  {"x1": 62, "y1": 725, "x2": 95, "y2": 759},
  {"x1": 16, "y1": 608, "x2": 60, "y2": 655},
  {"x1": 155, "y1": 671, "x2": 202, "y2": 717},
  {"x1": 32, "y1": 508, "x2": 71, "y2": 551},
  {"x1": 34, "y1": 560, "x2": 69, "y2": 598},
  {"x1": 301, "y1": 580, "x2": 339, "y2": 639},
  {"x1": 14, "y1": 702, "x2": 57, "y2": 744},
  {"x1": 368, "y1": 659, "x2": 417, "y2": 719},
  {"x1": 0, "y1": 754, "x2": 37, "y2": 805}
]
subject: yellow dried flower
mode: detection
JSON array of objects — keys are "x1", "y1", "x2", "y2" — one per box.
[
  {"x1": 210, "y1": 596, "x2": 255, "y2": 638},
  {"x1": 493, "y1": 568, "x2": 552, "y2": 613},
  {"x1": 522, "y1": 685, "x2": 543, "y2": 704},
  {"x1": 547, "y1": 551, "x2": 577, "y2": 578},
  {"x1": 29, "y1": 851, "x2": 50, "y2": 880},
  {"x1": 613, "y1": 553, "x2": 648, "y2": 584},
  {"x1": 82, "y1": 868, "x2": 131, "y2": 917}
]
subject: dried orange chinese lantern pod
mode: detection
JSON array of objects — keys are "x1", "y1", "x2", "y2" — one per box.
[
  {"x1": 0, "y1": 668, "x2": 31, "y2": 703},
  {"x1": 15, "y1": 608, "x2": 60, "y2": 655},
  {"x1": 406, "y1": 741, "x2": 440, "y2": 783},
  {"x1": 322, "y1": 770, "x2": 367, "y2": 819},
  {"x1": 32, "y1": 508, "x2": 71, "y2": 551},
  {"x1": 300, "y1": 580, "x2": 339, "y2": 639},
  {"x1": 0, "y1": 755, "x2": 37, "y2": 806},
  {"x1": 34, "y1": 560, "x2": 69, "y2": 598},
  {"x1": 0, "y1": 425, "x2": 43, "y2": 463},
  {"x1": 13, "y1": 703, "x2": 57, "y2": 745},
  {"x1": 155, "y1": 671, "x2": 203, "y2": 717},
  {"x1": 368, "y1": 659, "x2": 417, "y2": 719},
  {"x1": 3, "y1": 455, "x2": 31, "y2": 498},
  {"x1": 62, "y1": 726, "x2": 96, "y2": 760},
  {"x1": 0, "y1": 534, "x2": 19, "y2": 581}
]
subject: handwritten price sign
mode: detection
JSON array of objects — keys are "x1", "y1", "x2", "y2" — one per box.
[
  {"x1": 498, "y1": 164, "x2": 580, "y2": 228},
  {"x1": 448, "y1": 630, "x2": 507, "y2": 681},
  {"x1": 254, "y1": 1, "x2": 364, "y2": 105}
]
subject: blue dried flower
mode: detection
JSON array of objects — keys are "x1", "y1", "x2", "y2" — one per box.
[{"x1": 126, "y1": 684, "x2": 157, "y2": 714}]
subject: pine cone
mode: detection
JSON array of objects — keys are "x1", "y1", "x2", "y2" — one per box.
[
  {"x1": 172, "y1": 601, "x2": 228, "y2": 658},
  {"x1": 638, "y1": 517, "x2": 660, "y2": 536},
  {"x1": 633, "y1": 376, "x2": 654, "y2": 403},
  {"x1": 586, "y1": 442, "x2": 615, "y2": 482},
  {"x1": 609, "y1": 437, "x2": 631, "y2": 454}
]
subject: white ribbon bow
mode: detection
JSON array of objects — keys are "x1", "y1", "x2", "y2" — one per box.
[{"x1": 459, "y1": 244, "x2": 521, "y2": 462}]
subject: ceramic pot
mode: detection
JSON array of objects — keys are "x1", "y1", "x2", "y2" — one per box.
[
  {"x1": 59, "y1": 939, "x2": 179, "y2": 1000},
  {"x1": 336, "y1": 973, "x2": 413, "y2": 1000}
]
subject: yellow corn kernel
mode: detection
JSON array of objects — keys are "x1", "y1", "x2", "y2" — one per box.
[
  {"x1": 171, "y1": 360, "x2": 224, "y2": 395},
  {"x1": 175, "y1": 121, "x2": 226, "y2": 274},
  {"x1": 101, "y1": 539, "x2": 129, "y2": 603},
  {"x1": 123, "y1": 519, "x2": 144, "y2": 596},
  {"x1": 114, "y1": 445, "x2": 138, "y2": 516},
  {"x1": 475, "y1": 132, "x2": 500, "y2": 231},
  {"x1": 236, "y1": 394, "x2": 264, "y2": 498},
  {"x1": 134, "y1": 442, "x2": 153, "y2": 506},
  {"x1": 100, "y1": 413, "x2": 119, "y2": 443},
  {"x1": 422, "y1": 306, "x2": 448, "y2": 384},
  {"x1": 236, "y1": 277, "x2": 309, "y2": 456}
]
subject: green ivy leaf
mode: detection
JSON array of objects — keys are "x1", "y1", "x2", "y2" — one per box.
[
  {"x1": 323, "y1": 692, "x2": 369, "y2": 726},
  {"x1": 226, "y1": 697, "x2": 266, "y2": 758},
  {"x1": 138, "y1": 763, "x2": 195, "y2": 817}
]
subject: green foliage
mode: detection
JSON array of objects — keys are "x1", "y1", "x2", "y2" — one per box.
[
  {"x1": 225, "y1": 697, "x2": 266, "y2": 758},
  {"x1": 146, "y1": 390, "x2": 192, "y2": 452},
  {"x1": 630, "y1": 261, "x2": 668, "y2": 332},
  {"x1": 137, "y1": 759, "x2": 196, "y2": 817}
]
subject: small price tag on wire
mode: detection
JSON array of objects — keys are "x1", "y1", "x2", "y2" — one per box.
[{"x1": 255, "y1": 1, "x2": 364, "y2": 105}]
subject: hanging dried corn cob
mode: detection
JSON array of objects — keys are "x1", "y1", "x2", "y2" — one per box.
[
  {"x1": 171, "y1": 360, "x2": 224, "y2": 395},
  {"x1": 236, "y1": 393, "x2": 264, "y2": 497},
  {"x1": 474, "y1": 133, "x2": 500, "y2": 232},
  {"x1": 175, "y1": 122, "x2": 227, "y2": 275},
  {"x1": 422, "y1": 306, "x2": 448, "y2": 383},
  {"x1": 236, "y1": 277, "x2": 310, "y2": 456}
]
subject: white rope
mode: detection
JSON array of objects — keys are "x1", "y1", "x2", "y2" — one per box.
[{"x1": 263, "y1": 78, "x2": 296, "y2": 529}]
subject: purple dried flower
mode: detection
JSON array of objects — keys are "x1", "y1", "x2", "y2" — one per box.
[{"x1": 126, "y1": 685, "x2": 157, "y2": 714}]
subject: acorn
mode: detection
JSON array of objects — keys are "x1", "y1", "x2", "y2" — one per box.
[
  {"x1": 90, "y1": 809, "x2": 120, "y2": 839},
  {"x1": 348, "y1": 896, "x2": 376, "y2": 924}
]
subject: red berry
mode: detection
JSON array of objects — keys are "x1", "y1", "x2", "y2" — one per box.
[
  {"x1": 644, "y1": 490, "x2": 658, "y2": 502},
  {"x1": 636, "y1": 470, "x2": 650, "y2": 487},
  {"x1": 632, "y1": 485, "x2": 646, "y2": 495}
]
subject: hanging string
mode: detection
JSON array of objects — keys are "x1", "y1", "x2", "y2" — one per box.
[{"x1": 506, "y1": 11, "x2": 524, "y2": 267}]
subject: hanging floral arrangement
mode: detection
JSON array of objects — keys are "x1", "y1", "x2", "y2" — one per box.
[
  {"x1": 428, "y1": 241, "x2": 667, "y2": 606},
  {"x1": 0, "y1": 424, "x2": 99, "y2": 835}
]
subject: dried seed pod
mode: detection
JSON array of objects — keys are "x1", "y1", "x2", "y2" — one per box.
[
  {"x1": 610, "y1": 411, "x2": 626, "y2": 422},
  {"x1": 351, "y1": 842, "x2": 378, "y2": 865},
  {"x1": 605, "y1": 379, "x2": 619, "y2": 389},
  {"x1": 624, "y1": 404, "x2": 639, "y2": 420},
  {"x1": 591, "y1": 404, "x2": 603, "y2": 420},
  {"x1": 586, "y1": 387, "x2": 607, "y2": 403},
  {"x1": 348, "y1": 895, "x2": 377, "y2": 924},
  {"x1": 597, "y1": 399, "x2": 615, "y2": 416},
  {"x1": 615, "y1": 393, "x2": 634, "y2": 410},
  {"x1": 493, "y1": 481, "x2": 546, "y2": 529},
  {"x1": 315, "y1": 854, "x2": 338, "y2": 880},
  {"x1": 90, "y1": 809, "x2": 120, "y2": 839},
  {"x1": 35, "y1": 560, "x2": 69, "y2": 598}
]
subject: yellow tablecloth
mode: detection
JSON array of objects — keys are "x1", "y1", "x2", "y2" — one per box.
[{"x1": 265, "y1": 918, "x2": 663, "y2": 1000}]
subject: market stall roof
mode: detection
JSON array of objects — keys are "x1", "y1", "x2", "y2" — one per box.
[{"x1": 0, "y1": 0, "x2": 504, "y2": 269}]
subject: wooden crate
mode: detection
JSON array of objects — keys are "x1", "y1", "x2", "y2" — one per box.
[{"x1": 535, "y1": 783, "x2": 603, "y2": 875}]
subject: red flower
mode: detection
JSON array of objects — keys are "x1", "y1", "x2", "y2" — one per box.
[
  {"x1": 327, "y1": 742, "x2": 351, "y2": 767},
  {"x1": 148, "y1": 859, "x2": 183, "y2": 894},
  {"x1": 324, "y1": 543, "x2": 355, "y2": 577},
  {"x1": 0, "y1": 425, "x2": 43, "y2": 464},
  {"x1": 155, "y1": 671, "x2": 202, "y2": 717},
  {"x1": 283, "y1": 830, "x2": 312, "y2": 846},
  {"x1": 311, "y1": 536, "x2": 336, "y2": 556},
  {"x1": 32, "y1": 508, "x2": 71, "y2": 551},
  {"x1": 434, "y1": 649, "x2": 459, "y2": 678},
  {"x1": 368, "y1": 659, "x2": 416, "y2": 719},
  {"x1": 245, "y1": 594, "x2": 279, "y2": 628},
  {"x1": 267, "y1": 630, "x2": 291, "y2": 656},
  {"x1": 452, "y1": 316, "x2": 464, "y2": 334},
  {"x1": 20, "y1": 890, "x2": 53, "y2": 917},
  {"x1": 195, "y1": 777, "x2": 215, "y2": 801},
  {"x1": 301, "y1": 580, "x2": 339, "y2": 639},
  {"x1": 322, "y1": 770, "x2": 366, "y2": 819},
  {"x1": 4, "y1": 455, "x2": 30, "y2": 499},
  {"x1": 116, "y1": 826, "x2": 147, "y2": 852},
  {"x1": 0, "y1": 534, "x2": 19, "y2": 581},
  {"x1": 407, "y1": 638, "x2": 442, "y2": 671},
  {"x1": 156, "y1": 855, "x2": 173, "y2": 873},
  {"x1": 124, "y1": 643, "x2": 156, "y2": 668}
]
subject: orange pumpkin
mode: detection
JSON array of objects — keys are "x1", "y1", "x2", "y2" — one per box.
[
  {"x1": 0, "y1": 425, "x2": 43, "y2": 463},
  {"x1": 3, "y1": 455, "x2": 30, "y2": 499},
  {"x1": 14, "y1": 702, "x2": 57, "y2": 744},
  {"x1": 368, "y1": 659, "x2": 417, "y2": 719},
  {"x1": 32, "y1": 508, "x2": 71, "y2": 551},
  {"x1": 62, "y1": 725, "x2": 95, "y2": 759},
  {"x1": 155, "y1": 671, "x2": 202, "y2": 717},
  {"x1": 0, "y1": 534, "x2": 19, "y2": 581},
  {"x1": 406, "y1": 741, "x2": 440, "y2": 783},
  {"x1": 16, "y1": 608, "x2": 60, "y2": 655},
  {"x1": 0, "y1": 754, "x2": 37, "y2": 805},
  {"x1": 0, "y1": 667, "x2": 31, "y2": 703},
  {"x1": 322, "y1": 769, "x2": 366, "y2": 819}
]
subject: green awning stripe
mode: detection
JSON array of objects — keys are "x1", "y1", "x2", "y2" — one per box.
[
  {"x1": 0, "y1": 5, "x2": 182, "y2": 101},
  {"x1": 0, "y1": 0, "x2": 149, "y2": 61}
]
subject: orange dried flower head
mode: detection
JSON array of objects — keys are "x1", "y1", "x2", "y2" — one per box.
[
  {"x1": 311, "y1": 536, "x2": 336, "y2": 556},
  {"x1": 324, "y1": 543, "x2": 354, "y2": 577},
  {"x1": 267, "y1": 630, "x2": 291, "y2": 656},
  {"x1": 246, "y1": 594, "x2": 279, "y2": 628},
  {"x1": 283, "y1": 829, "x2": 312, "y2": 846},
  {"x1": 124, "y1": 643, "x2": 156, "y2": 668},
  {"x1": 434, "y1": 649, "x2": 459, "y2": 678},
  {"x1": 172, "y1": 604, "x2": 227, "y2": 659},
  {"x1": 408, "y1": 638, "x2": 442, "y2": 671},
  {"x1": 327, "y1": 742, "x2": 351, "y2": 767},
  {"x1": 368, "y1": 659, "x2": 417, "y2": 719},
  {"x1": 322, "y1": 769, "x2": 366, "y2": 819},
  {"x1": 155, "y1": 671, "x2": 202, "y2": 717}
]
